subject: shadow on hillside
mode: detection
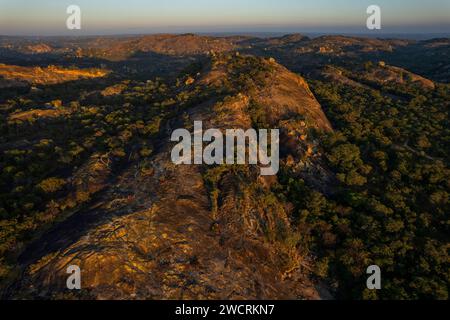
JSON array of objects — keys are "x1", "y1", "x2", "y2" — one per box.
[
  {"x1": 0, "y1": 50, "x2": 207, "y2": 105},
  {"x1": 0, "y1": 47, "x2": 205, "y2": 78}
]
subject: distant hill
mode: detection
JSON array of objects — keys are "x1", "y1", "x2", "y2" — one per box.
[
  {"x1": 0, "y1": 34, "x2": 448, "y2": 82},
  {"x1": 0, "y1": 33, "x2": 448, "y2": 301},
  {"x1": 76, "y1": 34, "x2": 242, "y2": 60},
  {"x1": 0, "y1": 64, "x2": 108, "y2": 88}
]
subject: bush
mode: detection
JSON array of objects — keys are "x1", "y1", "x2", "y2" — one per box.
[{"x1": 37, "y1": 177, "x2": 66, "y2": 193}]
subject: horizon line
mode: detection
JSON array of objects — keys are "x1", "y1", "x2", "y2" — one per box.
[{"x1": 1, "y1": 31, "x2": 450, "y2": 39}]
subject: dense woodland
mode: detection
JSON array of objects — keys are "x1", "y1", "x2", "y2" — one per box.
[{"x1": 278, "y1": 79, "x2": 449, "y2": 299}]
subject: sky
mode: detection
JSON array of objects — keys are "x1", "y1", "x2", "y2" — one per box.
[{"x1": 0, "y1": 0, "x2": 449, "y2": 36}]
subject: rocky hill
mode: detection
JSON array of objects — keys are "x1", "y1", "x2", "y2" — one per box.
[
  {"x1": 77, "y1": 34, "x2": 242, "y2": 61},
  {"x1": 363, "y1": 62, "x2": 435, "y2": 90},
  {"x1": 3, "y1": 54, "x2": 333, "y2": 299}
]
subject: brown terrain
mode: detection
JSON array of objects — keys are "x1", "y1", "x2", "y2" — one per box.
[
  {"x1": 8, "y1": 108, "x2": 71, "y2": 122},
  {"x1": 0, "y1": 33, "x2": 447, "y2": 82},
  {"x1": 315, "y1": 62, "x2": 436, "y2": 91},
  {"x1": 5, "y1": 55, "x2": 333, "y2": 299},
  {"x1": 364, "y1": 62, "x2": 436, "y2": 90},
  {"x1": 78, "y1": 34, "x2": 242, "y2": 60}
]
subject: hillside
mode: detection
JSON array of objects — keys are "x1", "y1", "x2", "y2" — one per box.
[
  {"x1": 77, "y1": 34, "x2": 242, "y2": 61},
  {"x1": 0, "y1": 34, "x2": 448, "y2": 300},
  {"x1": 3, "y1": 54, "x2": 333, "y2": 299},
  {"x1": 314, "y1": 62, "x2": 436, "y2": 92}
]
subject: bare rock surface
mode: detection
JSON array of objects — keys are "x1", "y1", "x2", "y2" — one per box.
[{"x1": 6, "y1": 55, "x2": 334, "y2": 300}]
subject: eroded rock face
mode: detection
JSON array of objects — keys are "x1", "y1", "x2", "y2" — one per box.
[{"x1": 6, "y1": 55, "x2": 333, "y2": 300}]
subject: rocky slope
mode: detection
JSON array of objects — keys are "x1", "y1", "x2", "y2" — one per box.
[
  {"x1": 4, "y1": 54, "x2": 333, "y2": 299},
  {"x1": 364, "y1": 63, "x2": 436, "y2": 90}
]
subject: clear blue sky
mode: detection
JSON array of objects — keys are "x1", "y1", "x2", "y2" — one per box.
[{"x1": 0, "y1": 0, "x2": 449, "y2": 35}]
